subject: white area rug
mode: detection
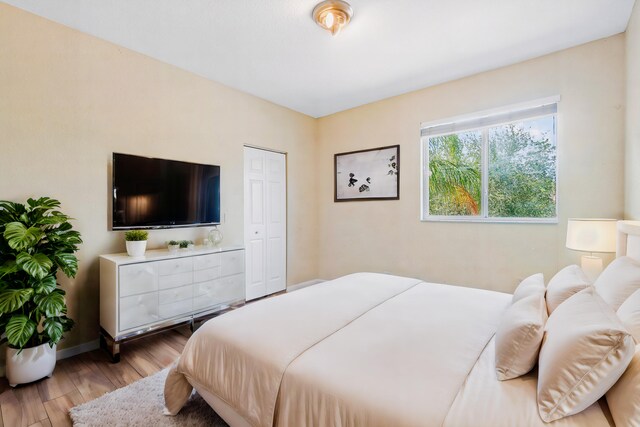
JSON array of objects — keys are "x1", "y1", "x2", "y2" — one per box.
[{"x1": 69, "y1": 368, "x2": 229, "y2": 426}]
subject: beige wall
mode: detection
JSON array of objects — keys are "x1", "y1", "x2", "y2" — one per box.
[
  {"x1": 0, "y1": 4, "x2": 318, "y2": 349},
  {"x1": 626, "y1": 1, "x2": 640, "y2": 219},
  {"x1": 317, "y1": 36, "x2": 626, "y2": 293},
  {"x1": 0, "y1": 3, "x2": 630, "y2": 352}
]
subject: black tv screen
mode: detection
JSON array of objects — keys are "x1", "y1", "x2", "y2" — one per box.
[{"x1": 112, "y1": 153, "x2": 220, "y2": 229}]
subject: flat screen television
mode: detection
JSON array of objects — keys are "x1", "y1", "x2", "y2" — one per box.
[{"x1": 112, "y1": 153, "x2": 220, "y2": 230}]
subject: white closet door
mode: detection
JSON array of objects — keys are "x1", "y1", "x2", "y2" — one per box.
[
  {"x1": 244, "y1": 147, "x2": 286, "y2": 300},
  {"x1": 265, "y1": 150, "x2": 286, "y2": 294}
]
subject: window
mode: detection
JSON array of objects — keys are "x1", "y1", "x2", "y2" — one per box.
[{"x1": 421, "y1": 100, "x2": 558, "y2": 222}]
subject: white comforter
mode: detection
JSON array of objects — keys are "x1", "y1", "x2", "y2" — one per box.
[{"x1": 164, "y1": 273, "x2": 612, "y2": 427}]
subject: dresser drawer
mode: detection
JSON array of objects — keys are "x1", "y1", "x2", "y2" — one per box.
[
  {"x1": 159, "y1": 298, "x2": 193, "y2": 319},
  {"x1": 218, "y1": 274, "x2": 245, "y2": 301},
  {"x1": 157, "y1": 258, "x2": 193, "y2": 276},
  {"x1": 159, "y1": 284, "x2": 193, "y2": 305},
  {"x1": 193, "y1": 274, "x2": 244, "y2": 311},
  {"x1": 158, "y1": 271, "x2": 193, "y2": 290},
  {"x1": 193, "y1": 266, "x2": 221, "y2": 283},
  {"x1": 119, "y1": 292, "x2": 159, "y2": 331},
  {"x1": 193, "y1": 253, "x2": 221, "y2": 271},
  {"x1": 119, "y1": 264, "x2": 158, "y2": 297},
  {"x1": 221, "y1": 251, "x2": 244, "y2": 277}
]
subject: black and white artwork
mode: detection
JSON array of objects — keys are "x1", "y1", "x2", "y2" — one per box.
[{"x1": 334, "y1": 145, "x2": 400, "y2": 201}]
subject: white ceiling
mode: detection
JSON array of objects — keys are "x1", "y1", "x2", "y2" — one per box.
[{"x1": 3, "y1": 0, "x2": 636, "y2": 117}]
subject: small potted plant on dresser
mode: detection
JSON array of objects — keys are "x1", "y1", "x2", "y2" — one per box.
[
  {"x1": 167, "y1": 240, "x2": 180, "y2": 254},
  {"x1": 124, "y1": 230, "x2": 148, "y2": 257},
  {"x1": 0, "y1": 197, "x2": 81, "y2": 386},
  {"x1": 179, "y1": 240, "x2": 194, "y2": 251}
]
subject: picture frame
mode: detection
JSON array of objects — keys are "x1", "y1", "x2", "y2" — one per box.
[{"x1": 334, "y1": 145, "x2": 400, "y2": 202}]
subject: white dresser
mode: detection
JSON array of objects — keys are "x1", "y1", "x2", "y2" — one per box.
[{"x1": 99, "y1": 246, "x2": 245, "y2": 361}]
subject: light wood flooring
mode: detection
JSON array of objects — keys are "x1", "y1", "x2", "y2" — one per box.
[{"x1": 0, "y1": 327, "x2": 191, "y2": 427}]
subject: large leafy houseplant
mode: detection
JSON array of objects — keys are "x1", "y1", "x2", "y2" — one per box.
[{"x1": 0, "y1": 197, "x2": 81, "y2": 350}]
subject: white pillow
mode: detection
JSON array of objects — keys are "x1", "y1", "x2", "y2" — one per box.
[
  {"x1": 495, "y1": 291, "x2": 547, "y2": 380},
  {"x1": 545, "y1": 265, "x2": 590, "y2": 314},
  {"x1": 606, "y1": 346, "x2": 640, "y2": 427},
  {"x1": 537, "y1": 287, "x2": 635, "y2": 422},
  {"x1": 512, "y1": 273, "x2": 545, "y2": 304},
  {"x1": 594, "y1": 256, "x2": 640, "y2": 310},
  {"x1": 617, "y1": 288, "x2": 640, "y2": 342}
]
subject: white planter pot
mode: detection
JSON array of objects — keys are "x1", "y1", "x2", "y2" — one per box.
[
  {"x1": 6, "y1": 342, "x2": 57, "y2": 387},
  {"x1": 126, "y1": 240, "x2": 147, "y2": 257}
]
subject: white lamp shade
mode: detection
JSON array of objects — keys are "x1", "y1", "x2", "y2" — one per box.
[{"x1": 566, "y1": 218, "x2": 617, "y2": 253}]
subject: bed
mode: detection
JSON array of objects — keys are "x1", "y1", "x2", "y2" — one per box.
[{"x1": 164, "y1": 221, "x2": 640, "y2": 427}]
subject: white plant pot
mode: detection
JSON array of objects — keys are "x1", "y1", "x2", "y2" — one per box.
[
  {"x1": 6, "y1": 342, "x2": 57, "y2": 387},
  {"x1": 126, "y1": 240, "x2": 147, "y2": 257}
]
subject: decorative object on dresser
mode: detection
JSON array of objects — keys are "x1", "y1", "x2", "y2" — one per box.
[
  {"x1": 168, "y1": 240, "x2": 180, "y2": 253},
  {"x1": 334, "y1": 145, "x2": 400, "y2": 202},
  {"x1": 208, "y1": 225, "x2": 223, "y2": 247},
  {"x1": 99, "y1": 246, "x2": 245, "y2": 362},
  {"x1": 179, "y1": 240, "x2": 195, "y2": 251},
  {"x1": 0, "y1": 197, "x2": 81, "y2": 386},
  {"x1": 566, "y1": 218, "x2": 617, "y2": 281},
  {"x1": 124, "y1": 230, "x2": 148, "y2": 257}
]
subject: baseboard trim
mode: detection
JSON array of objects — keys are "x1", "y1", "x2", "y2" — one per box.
[
  {"x1": 56, "y1": 339, "x2": 100, "y2": 360},
  {"x1": 287, "y1": 279, "x2": 325, "y2": 292}
]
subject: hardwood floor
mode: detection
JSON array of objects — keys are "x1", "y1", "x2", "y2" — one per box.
[{"x1": 0, "y1": 327, "x2": 191, "y2": 427}]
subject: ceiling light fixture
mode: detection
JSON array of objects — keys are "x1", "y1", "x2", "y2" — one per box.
[{"x1": 312, "y1": 0, "x2": 353, "y2": 36}]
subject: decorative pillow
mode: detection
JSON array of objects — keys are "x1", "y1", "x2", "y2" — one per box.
[
  {"x1": 512, "y1": 273, "x2": 545, "y2": 304},
  {"x1": 594, "y1": 256, "x2": 640, "y2": 310},
  {"x1": 606, "y1": 346, "x2": 640, "y2": 427},
  {"x1": 617, "y1": 288, "x2": 640, "y2": 341},
  {"x1": 545, "y1": 265, "x2": 590, "y2": 314},
  {"x1": 537, "y1": 287, "x2": 635, "y2": 422},
  {"x1": 495, "y1": 291, "x2": 547, "y2": 380}
]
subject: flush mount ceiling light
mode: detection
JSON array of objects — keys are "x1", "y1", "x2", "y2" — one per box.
[{"x1": 312, "y1": 0, "x2": 353, "y2": 36}]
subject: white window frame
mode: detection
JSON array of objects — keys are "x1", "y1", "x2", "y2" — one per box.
[{"x1": 420, "y1": 96, "x2": 560, "y2": 224}]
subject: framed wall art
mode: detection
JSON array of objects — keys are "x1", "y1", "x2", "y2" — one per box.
[{"x1": 334, "y1": 145, "x2": 399, "y2": 202}]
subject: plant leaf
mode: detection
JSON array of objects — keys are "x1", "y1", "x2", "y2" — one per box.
[
  {"x1": 0, "y1": 288, "x2": 33, "y2": 314},
  {"x1": 0, "y1": 261, "x2": 19, "y2": 279},
  {"x1": 52, "y1": 253, "x2": 78, "y2": 278},
  {"x1": 16, "y1": 252, "x2": 53, "y2": 280},
  {"x1": 55, "y1": 222, "x2": 72, "y2": 232},
  {"x1": 0, "y1": 201, "x2": 26, "y2": 222},
  {"x1": 34, "y1": 275, "x2": 57, "y2": 294},
  {"x1": 58, "y1": 315, "x2": 74, "y2": 332},
  {"x1": 49, "y1": 228, "x2": 82, "y2": 244},
  {"x1": 27, "y1": 197, "x2": 60, "y2": 211},
  {"x1": 3, "y1": 222, "x2": 44, "y2": 251},
  {"x1": 5, "y1": 315, "x2": 37, "y2": 349},
  {"x1": 36, "y1": 214, "x2": 70, "y2": 226},
  {"x1": 34, "y1": 291, "x2": 65, "y2": 317},
  {"x1": 43, "y1": 318, "x2": 63, "y2": 344}
]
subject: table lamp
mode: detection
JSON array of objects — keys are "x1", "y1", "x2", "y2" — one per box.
[{"x1": 566, "y1": 218, "x2": 617, "y2": 281}]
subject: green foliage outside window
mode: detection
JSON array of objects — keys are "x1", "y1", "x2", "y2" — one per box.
[{"x1": 428, "y1": 117, "x2": 556, "y2": 219}]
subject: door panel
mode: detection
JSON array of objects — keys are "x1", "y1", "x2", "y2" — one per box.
[
  {"x1": 265, "y1": 150, "x2": 286, "y2": 294},
  {"x1": 244, "y1": 147, "x2": 267, "y2": 301},
  {"x1": 244, "y1": 147, "x2": 286, "y2": 300},
  {"x1": 250, "y1": 180, "x2": 264, "y2": 224}
]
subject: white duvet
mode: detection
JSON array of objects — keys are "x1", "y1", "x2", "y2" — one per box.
[{"x1": 164, "y1": 273, "x2": 612, "y2": 427}]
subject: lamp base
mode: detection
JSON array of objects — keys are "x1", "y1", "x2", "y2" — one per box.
[{"x1": 581, "y1": 255, "x2": 603, "y2": 282}]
